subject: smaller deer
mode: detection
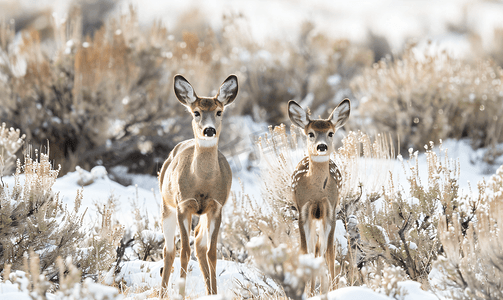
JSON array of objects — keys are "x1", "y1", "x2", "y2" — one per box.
[
  {"x1": 158, "y1": 75, "x2": 238, "y2": 297},
  {"x1": 288, "y1": 99, "x2": 350, "y2": 296}
]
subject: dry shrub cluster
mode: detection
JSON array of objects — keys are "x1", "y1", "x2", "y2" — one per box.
[
  {"x1": 1, "y1": 8, "x2": 373, "y2": 176},
  {"x1": 0, "y1": 8, "x2": 177, "y2": 175},
  {"x1": 218, "y1": 124, "x2": 395, "y2": 298},
  {"x1": 0, "y1": 129, "x2": 125, "y2": 291},
  {"x1": 361, "y1": 264, "x2": 409, "y2": 299},
  {"x1": 130, "y1": 197, "x2": 164, "y2": 262},
  {"x1": 357, "y1": 141, "x2": 476, "y2": 288},
  {"x1": 351, "y1": 43, "x2": 503, "y2": 156},
  {"x1": 0, "y1": 122, "x2": 25, "y2": 176},
  {"x1": 237, "y1": 21, "x2": 373, "y2": 124},
  {"x1": 0, "y1": 149, "x2": 84, "y2": 278},
  {"x1": 244, "y1": 122, "x2": 503, "y2": 299},
  {"x1": 1, "y1": 251, "x2": 122, "y2": 299},
  {"x1": 1, "y1": 1, "x2": 502, "y2": 179},
  {"x1": 434, "y1": 164, "x2": 503, "y2": 299}
]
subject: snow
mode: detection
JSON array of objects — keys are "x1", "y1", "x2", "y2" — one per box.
[
  {"x1": 0, "y1": 141, "x2": 474, "y2": 299},
  {"x1": 408, "y1": 242, "x2": 418, "y2": 251},
  {"x1": 110, "y1": 0, "x2": 503, "y2": 58},
  {"x1": 0, "y1": 293, "x2": 31, "y2": 300},
  {"x1": 312, "y1": 286, "x2": 391, "y2": 300},
  {"x1": 104, "y1": 258, "x2": 276, "y2": 299},
  {"x1": 2, "y1": 0, "x2": 503, "y2": 298},
  {"x1": 1, "y1": 123, "x2": 494, "y2": 300},
  {"x1": 335, "y1": 220, "x2": 348, "y2": 256},
  {"x1": 394, "y1": 139, "x2": 503, "y2": 198},
  {"x1": 398, "y1": 281, "x2": 438, "y2": 300},
  {"x1": 53, "y1": 166, "x2": 161, "y2": 229}
]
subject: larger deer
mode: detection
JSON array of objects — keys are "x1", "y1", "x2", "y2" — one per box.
[
  {"x1": 288, "y1": 99, "x2": 350, "y2": 296},
  {"x1": 158, "y1": 75, "x2": 238, "y2": 297}
]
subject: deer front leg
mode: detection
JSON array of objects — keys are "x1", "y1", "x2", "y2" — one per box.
[
  {"x1": 177, "y1": 207, "x2": 192, "y2": 295},
  {"x1": 326, "y1": 219, "x2": 336, "y2": 291},
  {"x1": 298, "y1": 212, "x2": 314, "y2": 297},
  {"x1": 207, "y1": 209, "x2": 222, "y2": 294},
  {"x1": 194, "y1": 214, "x2": 211, "y2": 294},
  {"x1": 298, "y1": 210, "x2": 309, "y2": 255},
  {"x1": 161, "y1": 208, "x2": 177, "y2": 298}
]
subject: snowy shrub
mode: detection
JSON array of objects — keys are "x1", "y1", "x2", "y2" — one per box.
[
  {"x1": 219, "y1": 189, "x2": 264, "y2": 263},
  {"x1": 0, "y1": 149, "x2": 85, "y2": 278},
  {"x1": 244, "y1": 123, "x2": 394, "y2": 296},
  {"x1": 0, "y1": 9, "x2": 180, "y2": 175},
  {"x1": 358, "y1": 141, "x2": 477, "y2": 287},
  {"x1": 246, "y1": 230, "x2": 326, "y2": 300},
  {"x1": 351, "y1": 43, "x2": 503, "y2": 155},
  {"x1": 362, "y1": 264, "x2": 409, "y2": 300},
  {"x1": 1, "y1": 251, "x2": 123, "y2": 300},
  {"x1": 131, "y1": 198, "x2": 163, "y2": 262},
  {"x1": 219, "y1": 180, "x2": 302, "y2": 298},
  {"x1": 0, "y1": 140, "x2": 124, "y2": 290},
  {"x1": 76, "y1": 194, "x2": 125, "y2": 280},
  {"x1": 1, "y1": 10, "x2": 373, "y2": 175},
  {"x1": 433, "y1": 164, "x2": 503, "y2": 299},
  {"x1": 237, "y1": 22, "x2": 373, "y2": 125},
  {"x1": 333, "y1": 130, "x2": 395, "y2": 286},
  {"x1": 0, "y1": 122, "x2": 25, "y2": 176}
]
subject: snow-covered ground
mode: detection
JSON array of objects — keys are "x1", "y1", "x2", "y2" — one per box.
[
  {"x1": 1, "y1": 127, "x2": 499, "y2": 299},
  {"x1": 2, "y1": 0, "x2": 503, "y2": 298},
  {"x1": 1, "y1": 107, "x2": 500, "y2": 300}
]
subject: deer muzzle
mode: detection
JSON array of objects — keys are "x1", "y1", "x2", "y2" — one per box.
[
  {"x1": 203, "y1": 127, "x2": 217, "y2": 137},
  {"x1": 316, "y1": 143, "x2": 328, "y2": 153}
]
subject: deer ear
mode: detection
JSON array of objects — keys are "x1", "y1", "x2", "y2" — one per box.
[
  {"x1": 217, "y1": 75, "x2": 238, "y2": 106},
  {"x1": 328, "y1": 98, "x2": 351, "y2": 129},
  {"x1": 174, "y1": 75, "x2": 197, "y2": 106},
  {"x1": 288, "y1": 100, "x2": 310, "y2": 130}
]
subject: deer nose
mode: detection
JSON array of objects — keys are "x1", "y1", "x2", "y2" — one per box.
[
  {"x1": 203, "y1": 127, "x2": 216, "y2": 137},
  {"x1": 317, "y1": 144, "x2": 328, "y2": 152}
]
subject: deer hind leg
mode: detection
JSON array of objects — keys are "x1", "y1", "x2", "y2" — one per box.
[{"x1": 161, "y1": 208, "x2": 177, "y2": 298}]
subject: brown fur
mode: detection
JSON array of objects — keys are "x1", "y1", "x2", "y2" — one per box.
[
  {"x1": 288, "y1": 99, "x2": 350, "y2": 296},
  {"x1": 293, "y1": 159, "x2": 339, "y2": 296},
  {"x1": 159, "y1": 75, "x2": 237, "y2": 297},
  {"x1": 191, "y1": 97, "x2": 223, "y2": 111},
  {"x1": 307, "y1": 120, "x2": 334, "y2": 132}
]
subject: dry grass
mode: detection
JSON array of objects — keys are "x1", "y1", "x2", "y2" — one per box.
[
  {"x1": 0, "y1": 122, "x2": 25, "y2": 176},
  {"x1": 219, "y1": 124, "x2": 395, "y2": 298},
  {"x1": 351, "y1": 43, "x2": 503, "y2": 155},
  {"x1": 434, "y1": 164, "x2": 503, "y2": 299},
  {"x1": 245, "y1": 120, "x2": 503, "y2": 299},
  {"x1": 2, "y1": 3, "x2": 503, "y2": 299},
  {"x1": 0, "y1": 9, "x2": 374, "y2": 175}
]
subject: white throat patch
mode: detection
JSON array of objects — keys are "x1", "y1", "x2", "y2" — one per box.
[
  {"x1": 311, "y1": 155, "x2": 329, "y2": 163},
  {"x1": 197, "y1": 137, "x2": 218, "y2": 148}
]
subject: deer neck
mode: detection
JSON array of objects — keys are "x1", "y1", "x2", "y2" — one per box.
[
  {"x1": 307, "y1": 157, "x2": 330, "y2": 183},
  {"x1": 192, "y1": 141, "x2": 219, "y2": 179}
]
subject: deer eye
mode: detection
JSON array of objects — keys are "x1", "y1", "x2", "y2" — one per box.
[
  {"x1": 194, "y1": 111, "x2": 200, "y2": 117},
  {"x1": 328, "y1": 132, "x2": 334, "y2": 137},
  {"x1": 216, "y1": 111, "x2": 222, "y2": 117},
  {"x1": 308, "y1": 132, "x2": 315, "y2": 138}
]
